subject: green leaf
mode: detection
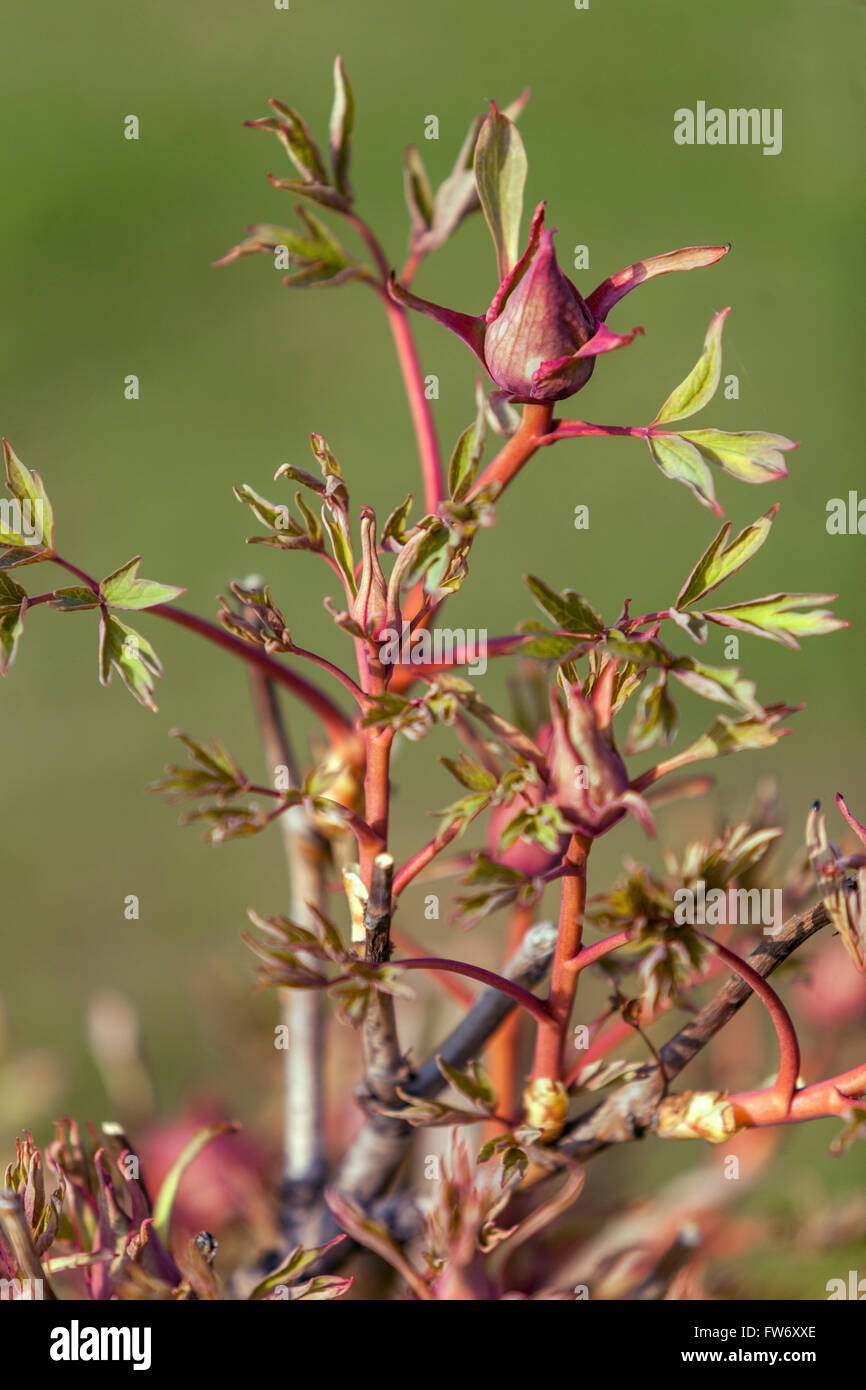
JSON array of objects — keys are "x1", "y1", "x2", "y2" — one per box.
[
  {"x1": 436, "y1": 1057, "x2": 498, "y2": 1110},
  {"x1": 676, "y1": 506, "x2": 778, "y2": 608},
  {"x1": 626, "y1": 672, "x2": 678, "y2": 754},
  {"x1": 234, "y1": 483, "x2": 299, "y2": 537},
  {"x1": 670, "y1": 657, "x2": 763, "y2": 717},
  {"x1": 259, "y1": 103, "x2": 328, "y2": 183},
  {"x1": 448, "y1": 407, "x2": 487, "y2": 502},
  {"x1": 100, "y1": 556, "x2": 184, "y2": 610},
  {"x1": 294, "y1": 491, "x2": 322, "y2": 547},
  {"x1": 704, "y1": 593, "x2": 848, "y2": 649},
  {"x1": 415, "y1": 90, "x2": 529, "y2": 258},
  {"x1": 680, "y1": 704, "x2": 797, "y2": 761},
  {"x1": 98, "y1": 614, "x2": 164, "y2": 711},
  {"x1": 473, "y1": 103, "x2": 527, "y2": 281},
  {"x1": 381, "y1": 494, "x2": 413, "y2": 547},
  {"x1": 440, "y1": 751, "x2": 497, "y2": 792},
  {"x1": 483, "y1": 385, "x2": 521, "y2": 438},
  {"x1": 322, "y1": 513, "x2": 357, "y2": 596},
  {"x1": 516, "y1": 620, "x2": 583, "y2": 661},
  {"x1": 601, "y1": 635, "x2": 763, "y2": 717},
  {"x1": 215, "y1": 212, "x2": 358, "y2": 280},
  {"x1": 310, "y1": 434, "x2": 349, "y2": 509},
  {"x1": 498, "y1": 803, "x2": 568, "y2": 855},
  {"x1": 647, "y1": 433, "x2": 721, "y2": 514},
  {"x1": 652, "y1": 307, "x2": 729, "y2": 424},
  {"x1": 525, "y1": 575, "x2": 604, "y2": 635},
  {"x1": 152, "y1": 1122, "x2": 239, "y2": 1246},
  {"x1": 266, "y1": 175, "x2": 350, "y2": 213},
  {"x1": 0, "y1": 544, "x2": 51, "y2": 569},
  {"x1": 402, "y1": 144, "x2": 433, "y2": 238},
  {"x1": 0, "y1": 599, "x2": 25, "y2": 674},
  {"x1": 328, "y1": 56, "x2": 354, "y2": 199},
  {"x1": 249, "y1": 1236, "x2": 347, "y2": 1300},
  {"x1": 0, "y1": 570, "x2": 27, "y2": 609},
  {"x1": 49, "y1": 586, "x2": 100, "y2": 611},
  {"x1": 665, "y1": 607, "x2": 709, "y2": 644},
  {"x1": 1, "y1": 439, "x2": 54, "y2": 547},
  {"x1": 678, "y1": 429, "x2": 797, "y2": 484}
]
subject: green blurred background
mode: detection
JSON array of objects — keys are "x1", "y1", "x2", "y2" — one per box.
[{"x1": 1, "y1": 0, "x2": 863, "y2": 1294}]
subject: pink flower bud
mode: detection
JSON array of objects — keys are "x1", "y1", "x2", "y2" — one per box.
[
  {"x1": 350, "y1": 509, "x2": 388, "y2": 637},
  {"x1": 482, "y1": 220, "x2": 598, "y2": 402}
]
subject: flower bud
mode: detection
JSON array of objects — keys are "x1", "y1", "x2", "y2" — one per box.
[
  {"x1": 350, "y1": 509, "x2": 388, "y2": 637},
  {"x1": 483, "y1": 223, "x2": 597, "y2": 402},
  {"x1": 523, "y1": 1076, "x2": 569, "y2": 1143}
]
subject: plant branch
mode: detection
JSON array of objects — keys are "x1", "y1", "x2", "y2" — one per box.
[
  {"x1": 395, "y1": 957, "x2": 552, "y2": 1026},
  {"x1": 151, "y1": 603, "x2": 353, "y2": 743},
  {"x1": 697, "y1": 931, "x2": 801, "y2": 1115},
  {"x1": 348, "y1": 211, "x2": 445, "y2": 513},
  {"x1": 531, "y1": 834, "x2": 591, "y2": 1082},
  {"x1": 556, "y1": 895, "x2": 833, "y2": 1160},
  {"x1": 469, "y1": 403, "x2": 554, "y2": 499},
  {"x1": 246, "y1": 654, "x2": 330, "y2": 1242}
]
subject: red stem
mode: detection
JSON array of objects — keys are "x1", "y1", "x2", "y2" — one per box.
[
  {"x1": 470, "y1": 403, "x2": 554, "y2": 499},
  {"x1": 348, "y1": 211, "x2": 444, "y2": 514},
  {"x1": 381, "y1": 293, "x2": 445, "y2": 515},
  {"x1": 395, "y1": 957, "x2": 551, "y2": 1026},
  {"x1": 697, "y1": 932, "x2": 801, "y2": 1115},
  {"x1": 729, "y1": 1061, "x2": 866, "y2": 1128},
  {"x1": 393, "y1": 820, "x2": 464, "y2": 898},
  {"x1": 531, "y1": 833, "x2": 591, "y2": 1082},
  {"x1": 360, "y1": 726, "x2": 393, "y2": 887},
  {"x1": 43, "y1": 554, "x2": 353, "y2": 743},
  {"x1": 151, "y1": 603, "x2": 352, "y2": 743}
]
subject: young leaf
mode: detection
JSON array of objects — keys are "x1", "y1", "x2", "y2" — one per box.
[
  {"x1": 448, "y1": 407, "x2": 487, "y2": 503},
  {"x1": 310, "y1": 434, "x2": 349, "y2": 510},
  {"x1": 98, "y1": 614, "x2": 164, "y2": 711},
  {"x1": 647, "y1": 433, "x2": 722, "y2": 514},
  {"x1": 414, "y1": 89, "x2": 529, "y2": 258},
  {"x1": 328, "y1": 56, "x2": 354, "y2": 199},
  {"x1": 258, "y1": 102, "x2": 328, "y2": 184},
  {"x1": 100, "y1": 556, "x2": 184, "y2": 610},
  {"x1": 678, "y1": 704, "x2": 797, "y2": 761},
  {"x1": 440, "y1": 751, "x2": 498, "y2": 792},
  {"x1": 322, "y1": 513, "x2": 357, "y2": 596},
  {"x1": 703, "y1": 593, "x2": 848, "y2": 649},
  {"x1": 626, "y1": 672, "x2": 678, "y2": 754},
  {"x1": 381, "y1": 494, "x2": 413, "y2": 547},
  {"x1": 473, "y1": 103, "x2": 527, "y2": 281},
  {"x1": 234, "y1": 483, "x2": 299, "y2": 539},
  {"x1": 151, "y1": 1122, "x2": 240, "y2": 1247},
  {"x1": 525, "y1": 575, "x2": 604, "y2": 636},
  {"x1": 435, "y1": 1057, "x2": 498, "y2": 1111},
  {"x1": 676, "y1": 506, "x2": 778, "y2": 609},
  {"x1": 402, "y1": 144, "x2": 433, "y2": 239},
  {"x1": 678, "y1": 429, "x2": 796, "y2": 484},
  {"x1": 0, "y1": 598, "x2": 25, "y2": 674},
  {"x1": 670, "y1": 656, "x2": 763, "y2": 717},
  {"x1": 1, "y1": 439, "x2": 54, "y2": 547},
  {"x1": 49, "y1": 586, "x2": 100, "y2": 611},
  {"x1": 266, "y1": 175, "x2": 350, "y2": 214},
  {"x1": 249, "y1": 1236, "x2": 347, "y2": 1299},
  {"x1": 652, "y1": 307, "x2": 729, "y2": 425}
]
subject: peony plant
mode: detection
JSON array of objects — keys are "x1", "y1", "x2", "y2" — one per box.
[{"x1": 0, "y1": 59, "x2": 863, "y2": 1304}]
